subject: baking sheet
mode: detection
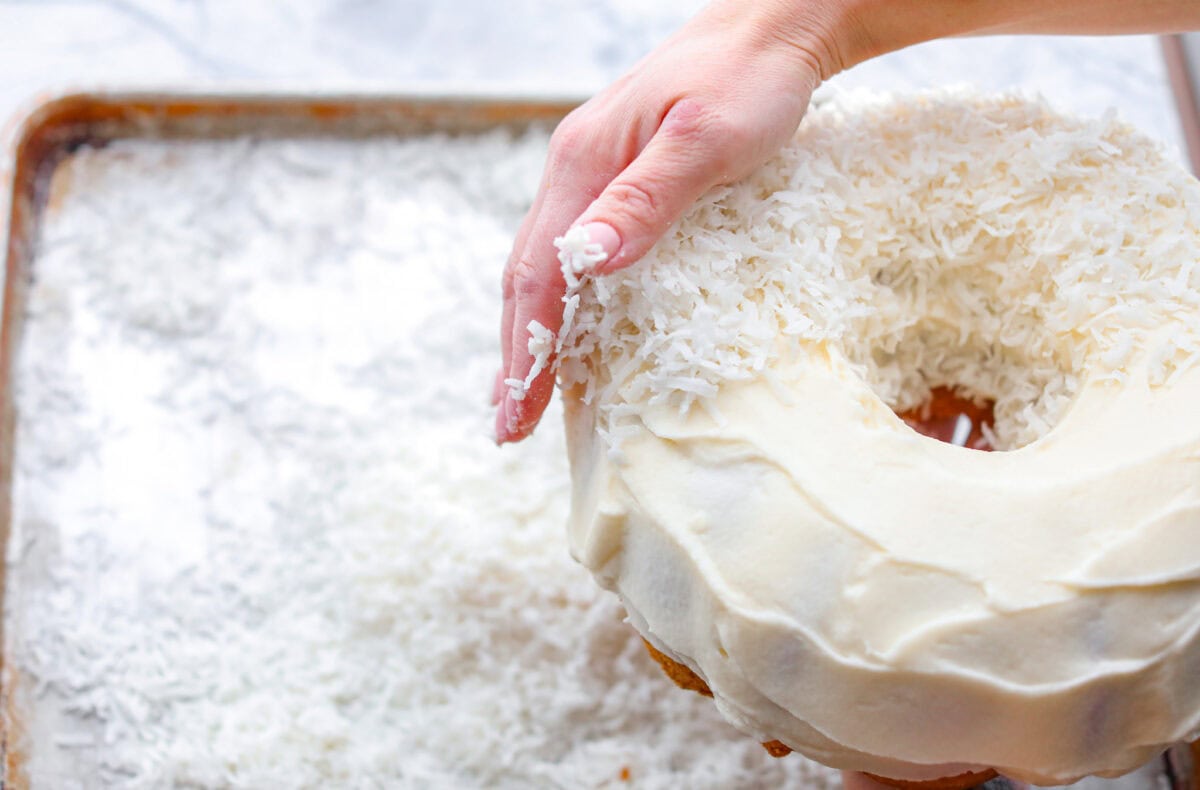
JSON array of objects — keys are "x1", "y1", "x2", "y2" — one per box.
[
  {"x1": 1, "y1": 93, "x2": 579, "y2": 789},
  {"x1": 0, "y1": 94, "x2": 1194, "y2": 790}
]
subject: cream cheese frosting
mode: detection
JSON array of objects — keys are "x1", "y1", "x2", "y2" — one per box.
[
  {"x1": 566, "y1": 352, "x2": 1200, "y2": 783},
  {"x1": 557, "y1": 92, "x2": 1200, "y2": 783}
]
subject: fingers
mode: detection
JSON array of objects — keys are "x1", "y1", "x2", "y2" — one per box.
[
  {"x1": 494, "y1": 229, "x2": 576, "y2": 442},
  {"x1": 496, "y1": 118, "x2": 619, "y2": 443},
  {"x1": 575, "y1": 97, "x2": 748, "y2": 275},
  {"x1": 497, "y1": 197, "x2": 543, "y2": 407}
]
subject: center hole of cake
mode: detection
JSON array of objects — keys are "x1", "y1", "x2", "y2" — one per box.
[{"x1": 894, "y1": 388, "x2": 996, "y2": 451}]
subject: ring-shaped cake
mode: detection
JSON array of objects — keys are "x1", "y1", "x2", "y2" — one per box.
[{"x1": 553, "y1": 91, "x2": 1200, "y2": 785}]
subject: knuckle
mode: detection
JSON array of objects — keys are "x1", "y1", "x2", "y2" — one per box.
[
  {"x1": 661, "y1": 99, "x2": 754, "y2": 168},
  {"x1": 661, "y1": 98, "x2": 720, "y2": 144},
  {"x1": 559, "y1": 104, "x2": 590, "y2": 131},
  {"x1": 604, "y1": 179, "x2": 660, "y2": 222},
  {"x1": 547, "y1": 116, "x2": 590, "y2": 169},
  {"x1": 508, "y1": 256, "x2": 546, "y2": 300}
]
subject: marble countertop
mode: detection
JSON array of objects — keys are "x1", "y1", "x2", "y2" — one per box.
[{"x1": 0, "y1": 1, "x2": 1189, "y2": 159}]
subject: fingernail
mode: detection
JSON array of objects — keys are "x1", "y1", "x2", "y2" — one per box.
[{"x1": 579, "y1": 221, "x2": 621, "y2": 271}]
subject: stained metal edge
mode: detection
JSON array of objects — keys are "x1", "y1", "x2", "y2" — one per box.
[
  {"x1": 1162, "y1": 34, "x2": 1200, "y2": 175},
  {"x1": 0, "y1": 88, "x2": 583, "y2": 789}
]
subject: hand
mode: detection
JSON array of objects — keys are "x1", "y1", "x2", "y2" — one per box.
[{"x1": 493, "y1": 0, "x2": 844, "y2": 442}]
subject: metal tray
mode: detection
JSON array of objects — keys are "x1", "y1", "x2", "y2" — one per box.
[
  {"x1": 0, "y1": 90, "x2": 579, "y2": 789},
  {"x1": 0, "y1": 91, "x2": 1196, "y2": 790}
]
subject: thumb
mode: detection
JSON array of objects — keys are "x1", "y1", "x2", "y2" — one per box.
[{"x1": 574, "y1": 99, "x2": 747, "y2": 274}]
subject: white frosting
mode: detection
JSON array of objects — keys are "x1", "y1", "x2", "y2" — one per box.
[
  {"x1": 567, "y1": 352, "x2": 1200, "y2": 783},
  {"x1": 561, "y1": 93, "x2": 1200, "y2": 784}
]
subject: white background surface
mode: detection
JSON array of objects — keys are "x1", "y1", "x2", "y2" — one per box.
[{"x1": 0, "y1": 0, "x2": 1189, "y2": 157}]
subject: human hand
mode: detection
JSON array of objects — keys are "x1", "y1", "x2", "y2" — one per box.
[{"x1": 493, "y1": 0, "x2": 846, "y2": 442}]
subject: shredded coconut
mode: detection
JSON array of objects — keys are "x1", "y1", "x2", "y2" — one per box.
[
  {"x1": 557, "y1": 91, "x2": 1200, "y2": 450},
  {"x1": 504, "y1": 228, "x2": 607, "y2": 404},
  {"x1": 7, "y1": 132, "x2": 839, "y2": 790}
]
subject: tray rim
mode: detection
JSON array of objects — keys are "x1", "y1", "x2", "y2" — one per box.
[
  {"x1": 1, "y1": 86, "x2": 586, "y2": 283},
  {"x1": 0, "y1": 88, "x2": 582, "y2": 788},
  {"x1": 1, "y1": 89, "x2": 585, "y2": 289}
]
